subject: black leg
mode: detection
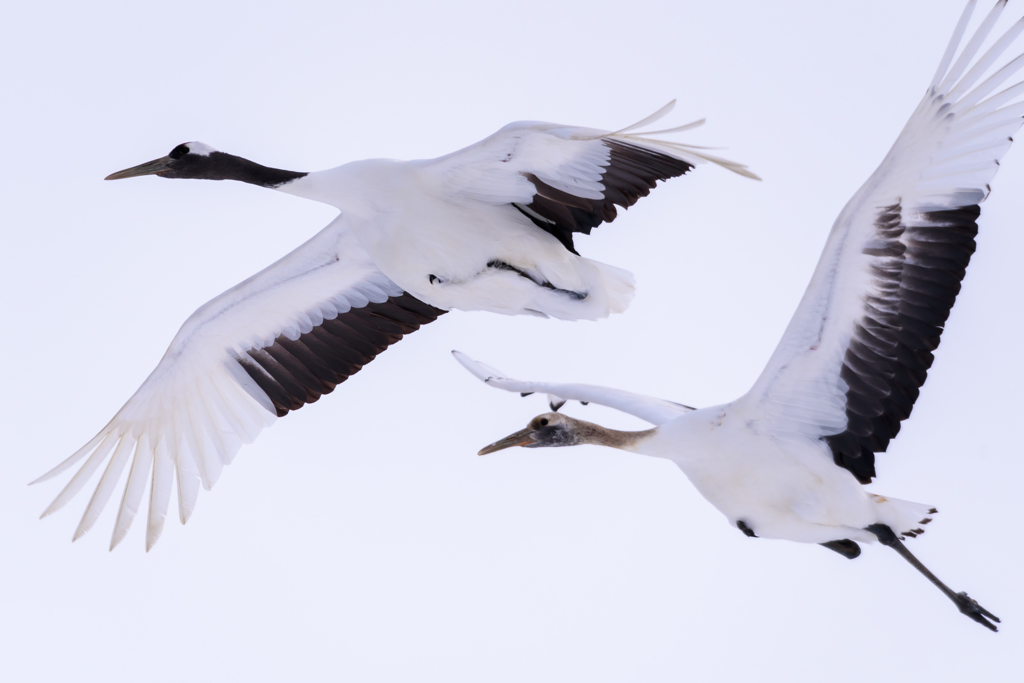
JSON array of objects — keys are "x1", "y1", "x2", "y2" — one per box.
[
  {"x1": 865, "y1": 524, "x2": 1000, "y2": 632},
  {"x1": 820, "y1": 539, "x2": 861, "y2": 559},
  {"x1": 737, "y1": 520, "x2": 757, "y2": 538}
]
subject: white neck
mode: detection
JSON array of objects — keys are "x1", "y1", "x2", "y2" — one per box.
[{"x1": 274, "y1": 159, "x2": 405, "y2": 214}]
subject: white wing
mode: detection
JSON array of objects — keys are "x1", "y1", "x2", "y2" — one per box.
[
  {"x1": 422, "y1": 102, "x2": 758, "y2": 254},
  {"x1": 34, "y1": 217, "x2": 446, "y2": 550},
  {"x1": 741, "y1": 0, "x2": 1024, "y2": 483},
  {"x1": 452, "y1": 351, "x2": 693, "y2": 426}
]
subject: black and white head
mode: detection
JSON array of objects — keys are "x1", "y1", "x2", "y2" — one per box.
[
  {"x1": 105, "y1": 142, "x2": 306, "y2": 188},
  {"x1": 477, "y1": 412, "x2": 586, "y2": 455}
]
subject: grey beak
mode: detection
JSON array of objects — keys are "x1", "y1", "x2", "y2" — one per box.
[
  {"x1": 105, "y1": 156, "x2": 174, "y2": 181},
  {"x1": 478, "y1": 427, "x2": 537, "y2": 456}
]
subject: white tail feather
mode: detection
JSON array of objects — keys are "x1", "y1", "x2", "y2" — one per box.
[{"x1": 870, "y1": 494, "x2": 937, "y2": 539}]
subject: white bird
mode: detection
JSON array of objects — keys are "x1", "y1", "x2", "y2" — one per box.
[
  {"x1": 33, "y1": 104, "x2": 755, "y2": 551},
  {"x1": 455, "y1": 0, "x2": 1024, "y2": 632}
]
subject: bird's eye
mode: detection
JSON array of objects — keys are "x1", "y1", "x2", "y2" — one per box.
[
  {"x1": 169, "y1": 144, "x2": 190, "y2": 159},
  {"x1": 539, "y1": 418, "x2": 549, "y2": 426}
]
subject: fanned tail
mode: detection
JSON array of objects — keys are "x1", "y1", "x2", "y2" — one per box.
[{"x1": 870, "y1": 494, "x2": 937, "y2": 540}]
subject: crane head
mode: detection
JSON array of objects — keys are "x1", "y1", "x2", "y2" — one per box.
[
  {"x1": 104, "y1": 142, "x2": 306, "y2": 187},
  {"x1": 477, "y1": 412, "x2": 582, "y2": 455},
  {"x1": 104, "y1": 142, "x2": 226, "y2": 180}
]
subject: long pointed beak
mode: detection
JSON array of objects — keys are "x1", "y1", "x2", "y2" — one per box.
[
  {"x1": 105, "y1": 156, "x2": 174, "y2": 181},
  {"x1": 478, "y1": 427, "x2": 537, "y2": 456}
]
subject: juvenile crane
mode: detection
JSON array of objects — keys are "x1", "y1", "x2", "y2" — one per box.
[
  {"x1": 458, "y1": 0, "x2": 1023, "y2": 632},
  {"x1": 34, "y1": 106, "x2": 755, "y2": 551}
]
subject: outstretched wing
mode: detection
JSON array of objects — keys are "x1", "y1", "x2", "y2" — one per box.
[
  {"x1": 742, "y1": 1, "x2": 1024, "y2": 483},
  {"x1": 424, "y1": 102, "x2": 758, "y2": 254},
  {"x1": 453, "y1": 351, "x2": 694, "y2": 426},
  {"x1": 34, "y1": 217, "x2": 445, "y2": 550}
]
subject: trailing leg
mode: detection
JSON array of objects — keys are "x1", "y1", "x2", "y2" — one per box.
[{"x1": 865, "y1": 524, "x2": 999, "y2": 632}]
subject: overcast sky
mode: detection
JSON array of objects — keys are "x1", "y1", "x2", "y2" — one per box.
[{"x1": 2, "y1": 1, "x2": 1021, "y2": 680}]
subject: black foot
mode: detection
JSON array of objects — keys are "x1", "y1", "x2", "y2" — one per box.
[
  {"x1": 820, "y1": 539, "x2": 861, "y2": 559},
  {"x1": 953, "y1": 591, "x2": 1001, "y2": 632},
  {"x1": 737, "y1": 521, "x2": 757, "y2": 538},
  {"x1": 866, "y1": 523, "x2": 1001, "y2": 633}
]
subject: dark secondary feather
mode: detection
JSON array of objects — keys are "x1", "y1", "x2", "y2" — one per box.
[
  {"x1": 824, "y1": 201, "x2": 981, "y2": 484},
  {"x1": 235, "y1": 294, "x2": 446, "y2": 417},
  {"x1": 514, "y1": 140, "x2": 693, "y2": 254}
]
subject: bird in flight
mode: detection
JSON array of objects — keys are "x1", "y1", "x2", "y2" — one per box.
[
  {"x1": 34, "y1": 102, "x2": 755, "y2": 551},
  {"x1": 458, "y1": 0, "x2": 1022, "y2": 632}
]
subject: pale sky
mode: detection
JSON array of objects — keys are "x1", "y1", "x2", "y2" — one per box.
[{"x1": 2, "y1": 1, "x2": 1021, "y2": 681}]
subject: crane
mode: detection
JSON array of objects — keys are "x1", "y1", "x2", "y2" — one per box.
[
  {"x1": 34, "y1": 105, "x2": 754, "y2": 551},
  {"x1": 455, "y1": 0, "x2": 1024, "y2": 632}
]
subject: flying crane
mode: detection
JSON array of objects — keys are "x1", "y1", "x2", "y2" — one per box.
[{"x1": 457, "y1": 0, "x2": 1023, "y2": 631}]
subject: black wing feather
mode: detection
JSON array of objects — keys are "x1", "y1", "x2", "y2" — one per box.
[
  {"x1": 516, "y1": 140, "x2": 693, "y2": 254},
  {"x1": 236, "y1": 293, "x2": 446, "y2": 417},
  {"x1": 824, "y1": 202, "x2": 979, "y2": 483}
]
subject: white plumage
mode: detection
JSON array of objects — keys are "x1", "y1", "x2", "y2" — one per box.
[
  {"x1": 34, "y1": 102, "x2": 753, "y2": 551},
  {"x1": 458, "y1": 0, "x2": 1022, "y2": 632}
]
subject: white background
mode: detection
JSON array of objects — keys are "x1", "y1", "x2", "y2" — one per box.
[{"x1": 2, "y1": 1, "x2": 1021, "y2": 680}]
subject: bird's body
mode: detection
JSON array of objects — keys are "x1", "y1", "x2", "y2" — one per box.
[
  {"x1": 35, "y1": 104, "x2": 755, "y2": 551},
  {"x1": 280, "y1": 156, "x2": 632, "y2": 319},
  {"x1": 460, "y1": 0, "x2": 1022, "y2": 631},
  {"x1": 633, "y1": 404, "x2": 931, "y2": 546}
]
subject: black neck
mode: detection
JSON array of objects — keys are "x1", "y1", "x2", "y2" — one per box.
[{"x1": 166, "y1": 152, "x2": 307, "y2": 188}]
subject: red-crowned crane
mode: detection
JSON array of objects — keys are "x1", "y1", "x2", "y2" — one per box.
[{"x1": 34, "y1": 103, "x2": 754, "y2": 551}]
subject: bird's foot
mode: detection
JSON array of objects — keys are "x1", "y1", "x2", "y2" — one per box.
[
  {"x1": 736, "y1": 520, "x2": 757, "y2": 538},
  {"x1": 820, "y1": 539, "x2": 861, "y2": 559},
  {"x1": 953, "y1": 591, "x2": 1000, "y2": 632}
]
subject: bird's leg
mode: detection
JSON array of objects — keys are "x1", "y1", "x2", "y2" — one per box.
[
  {"x1": 820, "y1": 539, "x2": 861, "y2": 559},
  {"x1": 865, "y1": 524, "x2": 1000, "y2": 632},
  {"x1": 736, "y1": 520, "x2": 757, "y2": 538}
]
